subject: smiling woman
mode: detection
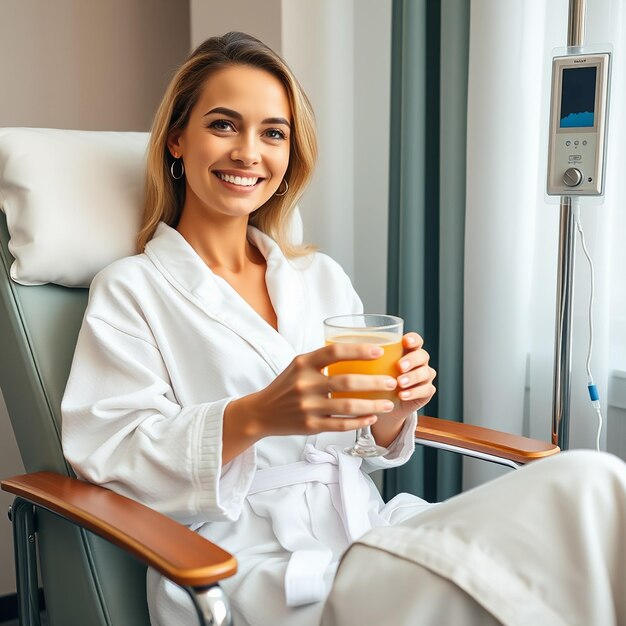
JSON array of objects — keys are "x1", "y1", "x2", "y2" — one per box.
[
  {"x1": 138, "y1": 33, "x2": 317, "y2": 259},
  {"x1": 61, "y1": 31, "x2": 438, "y2": 626},
  {"x1": 170, "y1": 66, "x2": 291, "y2": 235}
]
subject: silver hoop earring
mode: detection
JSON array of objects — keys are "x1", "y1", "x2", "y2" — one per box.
[
  {"x1": 170, "y1": 158, "x2": 185, "y2": 180},
  {"x1": 274, "y1": 179, "x2": 289, "y2": 197}
]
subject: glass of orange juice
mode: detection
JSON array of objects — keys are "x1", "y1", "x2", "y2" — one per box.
[{"x1": 323, "y1": 314, "x2": 403, "y2": 457}]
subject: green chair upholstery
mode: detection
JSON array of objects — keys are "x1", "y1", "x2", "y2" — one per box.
[{"x1": 0, "y1": 212, "x2": 150, "y2": 625}]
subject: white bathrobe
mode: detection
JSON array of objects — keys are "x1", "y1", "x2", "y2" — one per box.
[{"x1": 61, "y1": 223, "x2": 431, "y2": 626}]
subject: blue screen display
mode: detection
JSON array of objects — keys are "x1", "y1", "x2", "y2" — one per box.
[{"x1": 560, "y1": 66, "x2": 597, "y2": 128}]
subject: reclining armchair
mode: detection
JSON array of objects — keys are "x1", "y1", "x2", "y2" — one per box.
[{"x1": 0, "y1": 128, "x2": 558, "y2": 626}]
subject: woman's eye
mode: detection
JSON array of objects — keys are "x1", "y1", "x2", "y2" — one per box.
[
  {"x1": 209, "y1": 120, "x2": 235, "y2": 132},
  {"x1": 265, "y1": 128, "x2": 287, "y2": 141}
]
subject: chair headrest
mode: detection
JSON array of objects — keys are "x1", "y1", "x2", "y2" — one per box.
[
  {"x1": 0, "y1": 128, "x2": 148, "y2": 287},
  {"x1": 0, "y1": 128, "x2": 303, "y2": 288}
]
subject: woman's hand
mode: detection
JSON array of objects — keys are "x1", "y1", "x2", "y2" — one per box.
[
  {"x1": 390, "y1": 332, "x2": 437, "y2": 418},
  {"x1": 370, "y1": 332, "x2": 436, "y2": 448},
  {"x1": 222, "y1": 343, "x2": 398, "y2": 463}
]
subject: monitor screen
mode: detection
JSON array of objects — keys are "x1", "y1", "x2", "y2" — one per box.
[{"x1": 560, "y1": 66, "x2": 597, "y2": 128}]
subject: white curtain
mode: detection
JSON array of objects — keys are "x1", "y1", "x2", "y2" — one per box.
[
  {"x1": 464, "y1": 0, "x2": 626, "y2": 488},
  {"x1": 281, "y1": 0, "x2": 392, "y2": 314}
]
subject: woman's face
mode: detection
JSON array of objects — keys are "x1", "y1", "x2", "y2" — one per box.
[{"x1": 169, "y1": 65, "x2": 292, "y2": 223}]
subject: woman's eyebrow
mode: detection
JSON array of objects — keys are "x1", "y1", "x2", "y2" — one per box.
[
  {"x1": 204, "y1": 106, "x2": 242, "y2": 119},
  {"x1": 263, "y1": 117, "x2": 291, "y2": 128},
  {"x1": 204, "y1": 107, "x2": 290, "y2": 128}
]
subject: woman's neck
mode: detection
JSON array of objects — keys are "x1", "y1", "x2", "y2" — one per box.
[{"x1": 176, "y1": 208, "x2": 262, "y2": 274}]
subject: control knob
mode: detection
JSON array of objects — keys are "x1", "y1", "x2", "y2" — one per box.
[{"x1": 563, "y1": 167, "x2": 583, "y2": 187}]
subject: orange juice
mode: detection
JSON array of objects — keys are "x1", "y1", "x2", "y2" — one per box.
[{"x1": 325, "y1": 333, "x2": 403, "y2": 400}]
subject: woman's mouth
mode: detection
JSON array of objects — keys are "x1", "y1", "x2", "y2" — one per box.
[{"x1": 214, "y1": 172, "x2": 262, "y2": 188}]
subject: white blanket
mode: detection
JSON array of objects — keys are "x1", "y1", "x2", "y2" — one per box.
[{"x1": 323, "y1": 450, "x2": 626, "y2": 626}]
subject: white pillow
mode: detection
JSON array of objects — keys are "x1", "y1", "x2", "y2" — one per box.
[{"x1": 0, "y1": 128, "x2": 148, "y2": 287}]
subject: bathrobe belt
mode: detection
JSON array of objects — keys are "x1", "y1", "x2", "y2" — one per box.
[{"x1": 248, "y1": 443, "x2": 384, "y2": 606}]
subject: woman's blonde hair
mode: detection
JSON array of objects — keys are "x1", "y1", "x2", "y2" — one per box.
[{"x1": 138, "y1": 31, "x2": 317, "y2": 257}]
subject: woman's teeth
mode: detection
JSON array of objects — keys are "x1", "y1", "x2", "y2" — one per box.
[{"x1": 216, "y1": 173, "x2": 259, "y2": 186}]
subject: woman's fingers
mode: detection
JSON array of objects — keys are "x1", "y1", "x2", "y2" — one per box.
[
  {"x1": 398, "y1": 380, "x2": 437, "y2": 402},
  {"x1": 329, "y1": 397, "x2": 395, "y2": 415},
  {"x1": 396, "y1": 365, "x2": 437, "y2": 391},
  {"x1": 393, "y1": 340, "x2": 436, "y2": 406},
  {"x1": 312, "y1": 415, "x2": 378, "y2": 433},
  {"x1": 326, "y1": 373, "x2": 397, "y2": 393},
  {"x1": 396, "y1": 361, "x2": 436, "y2": 401},
  {"x1": 402, "y1": 332, "x2": 424, "y2": 350},
  {"x1": 396, "y1": 347, "x2": 430, "y2": 374},
  {"x1": 272, "y1": 339, "x2": 435, "y2": 435},
  {"x1": 304, "y1": 342, "x2": 384, "y2": 371},
  {"x1": 307, "y1": 395, "x2": 395, "y2": 417},
  {"x1": 290, "y1": 369, "x2": 395, "y2": 416}
]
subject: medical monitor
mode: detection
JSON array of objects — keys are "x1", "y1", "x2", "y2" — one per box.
[{"x1": 547, "y1": 53, "x2": 610, "y2": 196}]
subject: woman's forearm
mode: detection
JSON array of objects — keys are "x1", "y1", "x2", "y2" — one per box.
[
  {"x1": 221, "y1": 394, "x2": 262, "y2": 465},
  {"x1": 371, "y1": 414, "x2": 407, "y2": 449}
]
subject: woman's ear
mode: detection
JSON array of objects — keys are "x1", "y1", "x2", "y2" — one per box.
[{"x1": 166, "y1": 131, "x2": 183, "y2": 159}]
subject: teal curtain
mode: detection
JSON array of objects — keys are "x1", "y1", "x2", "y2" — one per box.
[{"x1": 383, "y1": 0, "x2": 469, "y2": 503}]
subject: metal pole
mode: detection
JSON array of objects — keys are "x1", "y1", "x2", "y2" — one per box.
[
  {"x1": 567, "y1": 0, "x2": 586, "y2": 49},
  {"x1": 552, "y1": 197, "x2": 576, "y2": 449},
  {"x1": 552, "y1": 0, "x2": 586, "y2": 449}
]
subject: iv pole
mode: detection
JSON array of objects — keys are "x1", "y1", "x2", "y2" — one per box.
[{"x1": 552, "y1": 0, "x2": 586, "y2": 450}]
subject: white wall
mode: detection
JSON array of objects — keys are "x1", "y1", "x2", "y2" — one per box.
[
  {"x1": 1, "y1": 1, "x2": 190, "y2": 131},
  {"x1": 190, "y1": 0, "x2": 282, "y2": 56},
  {"x1": 282, "y1": 0, "x2": 391, "y2": 312},
  {"x1": 352, "y1": 1, "x2": 391, "y2": 314},
  {"x1": 0, "y1": 0, "x2": 190, "y2": 597},
  {"x1": 281, "y1": 0, "x2": 356, "y2": 276}
]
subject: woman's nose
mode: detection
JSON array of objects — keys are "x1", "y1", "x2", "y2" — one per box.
[{"x1": 230, "y1": 134, "x2": 260, "y2": 165}]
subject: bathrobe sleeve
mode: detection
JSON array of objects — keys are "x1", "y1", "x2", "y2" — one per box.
[
  {"x1": 362, "y1": 412, "x2": 417, "y2": 472},
  {"x1": 61, "y1": 270, "x2": 256, "y2": 526}
]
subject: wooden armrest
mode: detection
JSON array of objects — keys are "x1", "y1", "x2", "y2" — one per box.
[
  {"x1": 415, "y1": 416, "x2": 559, "y2": 465},
  {"x1": 1, "y1": 472, "x2": 237, "y2": 588}
]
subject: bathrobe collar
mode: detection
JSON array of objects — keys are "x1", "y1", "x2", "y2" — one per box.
[{"x1": 144, "y1": 222, "x2": 307, "y2": 374}]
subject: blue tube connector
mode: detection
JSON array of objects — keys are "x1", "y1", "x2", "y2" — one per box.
[{"x1": 587, "y1": 379, "x2": 601, "y2": 409}]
